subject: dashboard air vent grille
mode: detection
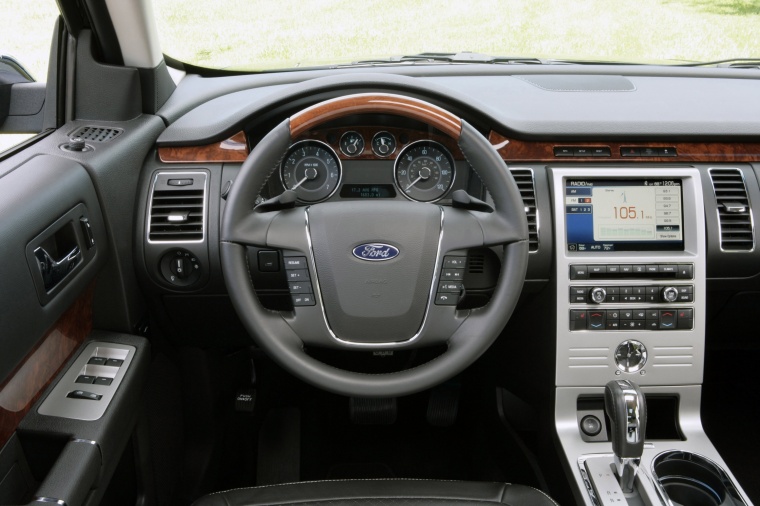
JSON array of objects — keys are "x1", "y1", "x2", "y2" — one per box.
[
  {"x1": 148, "y1": 182, "x2": 206, "y2": 242},
  {"x1": 708, "y1": 168, "x2": 754, "y2": 251},
  {"x1": 70, "y1": 126, "x2": 123, "y2": 142},
  {"x1": 509, "y1": 168, "x2": 539, "y2": 252}
]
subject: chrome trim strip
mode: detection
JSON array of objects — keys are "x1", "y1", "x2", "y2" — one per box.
[
  {"x1": 303, "y1": 206, "x2": 447, "y2": 347},
  {"x1": 35, "y1": 498, "x2": 67, "y2": 506},
  {"x1": 70, "y1": 438, "x2": 98, "y2": 445},
  {"x1": 707, "y1": 167, "x2": 755, "y2": 253},
  {"x1": 508, "y1": 166, "x2": 540, "y2": 254},
  {"x1": 146, "y1": 170, "x2": 208, "y2": 244}
]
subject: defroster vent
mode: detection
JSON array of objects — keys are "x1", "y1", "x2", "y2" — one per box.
[
  {"x1": 509, "y1": 168, "x2": 539, "y2": 252},
  {"x1": 148, "y1": 172, "x2": 207, "y2": 243},
  {"x1": 69, "y1": 126, "x2": 123, "y2": 142},
  {"x1": 708, "y1": 168, "x2": 754, "y2": 251}
]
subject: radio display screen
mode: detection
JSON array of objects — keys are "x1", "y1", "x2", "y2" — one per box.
[{"x1": 565, "y1": 179, "x2": 684, "y2": 252}]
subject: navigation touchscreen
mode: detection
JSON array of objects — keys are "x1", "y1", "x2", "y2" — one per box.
[{"x1": 565, "y1": 179, "x2": 684, "y2": 252}]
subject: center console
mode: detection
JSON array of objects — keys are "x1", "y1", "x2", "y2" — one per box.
[{"x1": 551, "y1": 167, "x2": 753, "y2": 505}]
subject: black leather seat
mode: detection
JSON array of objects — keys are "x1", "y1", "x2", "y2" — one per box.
[{"x1": 192, "y1": 479, "x2": 559, "y2": 506}]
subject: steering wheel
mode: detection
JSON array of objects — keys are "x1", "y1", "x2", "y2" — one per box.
[{"x1": 221, "y1": 93, "x2": 528, "y2": 397}]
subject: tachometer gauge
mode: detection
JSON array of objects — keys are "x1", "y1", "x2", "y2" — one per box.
[
  {"x1": 394, "y1": 141, "x2": 455, "y2": 202},
  {"x1": 371, "y1": 131, "x2": 396, "y2": 157},
  {"x1": 339, "y1": 131, "x2": 365, "y2": 157},
  {"x1": 280, "y1": 140, "x2": 342, "y2": 202}
]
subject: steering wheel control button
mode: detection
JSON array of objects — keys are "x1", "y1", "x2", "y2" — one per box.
[
  {"x1": 441, "y1": 269, "x2": 465, "y2": 280},
  {"x1": 580, "y1": 415, "x2": 603, "y2": 437},
  {"x1": 258, "y1": 250, "x2": 280, "y2": 272},
  {"x1": 435, "y1": 293, "x2": 458, "y2": 306},
  {"x1": 288, "y1": 282, "x2": 313, "y2": 294},
  {"x1": 76, "y1": 375, "x2": 96, "y2": 384},
  {"x1": 286, "y1": 270, "x2": 309, "y2": 282},
  {"x1": 443, "y1": 256, "x2": 467, "y2": 268},
  {"x1": 284, "y1": 257, "x2": 307, "y2": 269},
  {"x1": 614, "y1": 341, "x2": 647, "y2": 373},
  {"x1": 67, "y1": 390, "x2": 102, "y2": 401},
  {"x1": 292, "y1": 294, "x2": 315, "y2": 306},
  {"x1": 439, "y1": 281, "x2": 463, "y2": 293},
  {"x1": 570, "y1": 265, "x2": 588, "y2": 280}
]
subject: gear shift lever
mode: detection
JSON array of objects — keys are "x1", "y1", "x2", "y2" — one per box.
[{"x1": 604, "y1": 379, "x2": 647, "y2": 494}]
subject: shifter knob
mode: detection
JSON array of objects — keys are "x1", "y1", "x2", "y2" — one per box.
[{"x1": 605, "y1": 380, "x2": 647, "y2": 494}]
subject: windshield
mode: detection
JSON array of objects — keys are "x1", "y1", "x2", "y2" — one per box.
[{"x1": 153, "y1": 0, "x2": 760, "y2": 70}]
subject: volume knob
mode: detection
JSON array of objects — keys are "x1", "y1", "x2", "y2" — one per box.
[
  {"x1": 590, "y1": 287, "x2": 607, "y2": 304},
  {"x1": 662, "y1": 286, "x2": 678, "y2": 303}
]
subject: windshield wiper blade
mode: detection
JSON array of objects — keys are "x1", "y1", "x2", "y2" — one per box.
[
  {"x1": 671, "y1": 58, "x2": 760, "y2": 68},
  {"x1": 347, "y1": 51, "x2": 547, "y2": 66}
]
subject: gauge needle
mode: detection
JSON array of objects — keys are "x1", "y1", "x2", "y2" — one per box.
[
  {"x1": 291, "y1": 175, "x2": 309, "y2": 190},
  {"x1": 405, "y1": 174, "x2": 424, "y2": 191}
]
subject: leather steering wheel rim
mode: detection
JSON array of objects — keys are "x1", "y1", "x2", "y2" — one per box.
[{"x1": 221, "y1": 93, "x2": 529, "y2": 397}]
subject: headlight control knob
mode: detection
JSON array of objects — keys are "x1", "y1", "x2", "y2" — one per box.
[
  {"x1": 662, "y1": 286, "x2": 679, "y2": 302},
  {"x1": 590, "y1": 287, "x2": 607, "y2": 304}
]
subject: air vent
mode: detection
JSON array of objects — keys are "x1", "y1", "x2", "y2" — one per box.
[
  {"x1": 509, "y1": 168, "x2": 539, "y2": 252},
  {"x1": 467, "y1": 254, "x2": 485, "y2": 274},
  {"x1": 708, "y1": 168, "x2": 754, "y2": 251},
  {"x1": 69, "y1": 126, "x2": 123, "y2": 142},
  {"x1": 148, "y1": 172, "x2": 207, "y2": 243}
]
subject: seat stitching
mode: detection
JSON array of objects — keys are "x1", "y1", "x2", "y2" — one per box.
[{"x1": 523, "y1": 485, "x2": 560, "y2": 506}]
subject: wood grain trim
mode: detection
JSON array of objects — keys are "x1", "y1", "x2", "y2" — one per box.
[
  {"x1": 290, "y1": 94, "x2": 463, "y2": 140},
  {"x1": 158, "y1": 131, "x2": 248, "y2": 163},
  {"x1": 489, "y1": 131, "x2": 760, "y2": 162},
  {"x1": 0, "y1": 286, "x2": 93, "y2": 447}
]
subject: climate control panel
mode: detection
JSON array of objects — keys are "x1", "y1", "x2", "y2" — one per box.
[{"x1": 570, "y1": 285, "x2": 693, "y2": 304}]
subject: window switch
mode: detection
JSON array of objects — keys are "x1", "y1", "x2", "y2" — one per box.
[
  {"x1": 105, "y1": 359, "x2": 124, "y2": 367},
  {"x1": 75, "y1": 375, "x2": 96, "y2": 384},
  {"x1": 67, "y1": 390, "x2": 102, "y2": 401},
  {"x1": 94, "y1": 377, "x2": 113, "y2": 386},
  {"x1": 87, "y1": 357, "x2": 107, "y2": 366}
]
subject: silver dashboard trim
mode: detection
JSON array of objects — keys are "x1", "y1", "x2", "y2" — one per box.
[{"x1": 303, "y1": 205, "x2": 446, "y2": 348}]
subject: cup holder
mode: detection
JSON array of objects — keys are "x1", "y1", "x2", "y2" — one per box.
[{"x1": 652, "y1": 451, "x2": 746, "y2": 506}]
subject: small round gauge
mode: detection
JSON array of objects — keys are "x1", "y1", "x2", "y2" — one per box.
[
  {"x1": 394, "y1": 141, "x2": 455, "y2": 202},
  {"x1": 280, "y1": 140, "x2": 342, "y2": 202},
  {"x1": 339, "y1": 131, "x2": 365, "y2": 157},
  {"x1": 371, "y1": 131, "x2": 397, "y2": 157}
]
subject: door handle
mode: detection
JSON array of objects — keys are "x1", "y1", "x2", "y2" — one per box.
[{"x1": 34, "y1": 245, "x2": 82, "y2": 291}]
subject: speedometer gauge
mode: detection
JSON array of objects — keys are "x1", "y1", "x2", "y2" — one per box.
[
  {"x1": 280, "y1": 140, "x2": 342, "y2": 202},
  {"x1": 394, "y1": 141, "x2": 455, "y2": 202}
]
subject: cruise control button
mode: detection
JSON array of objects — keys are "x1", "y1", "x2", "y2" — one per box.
[
  {"x1": 292, "y1": 294, "x2": 316, "y2": 306},
  {"x1": 284, "y1": 257, "x2": 307, "y2": 269},
  {"x1": 286, "y1": 269, "x2": 310, "y2": 281},
  {"x1": 288, "y1": 282, "x2": 313, "y2": 294}
]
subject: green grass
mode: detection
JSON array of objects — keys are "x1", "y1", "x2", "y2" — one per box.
[{"x1": 152, "y1": 0, "x2": 760, "y2": 70}]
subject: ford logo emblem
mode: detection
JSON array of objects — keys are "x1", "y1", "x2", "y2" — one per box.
[{"x1": 352, "y1": 243, "x2": 399, "y2": 261}]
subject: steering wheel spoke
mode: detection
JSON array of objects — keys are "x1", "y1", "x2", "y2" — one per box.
[{"x1": 221, "y1": 93, "x2": 529, "y2": 397}]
